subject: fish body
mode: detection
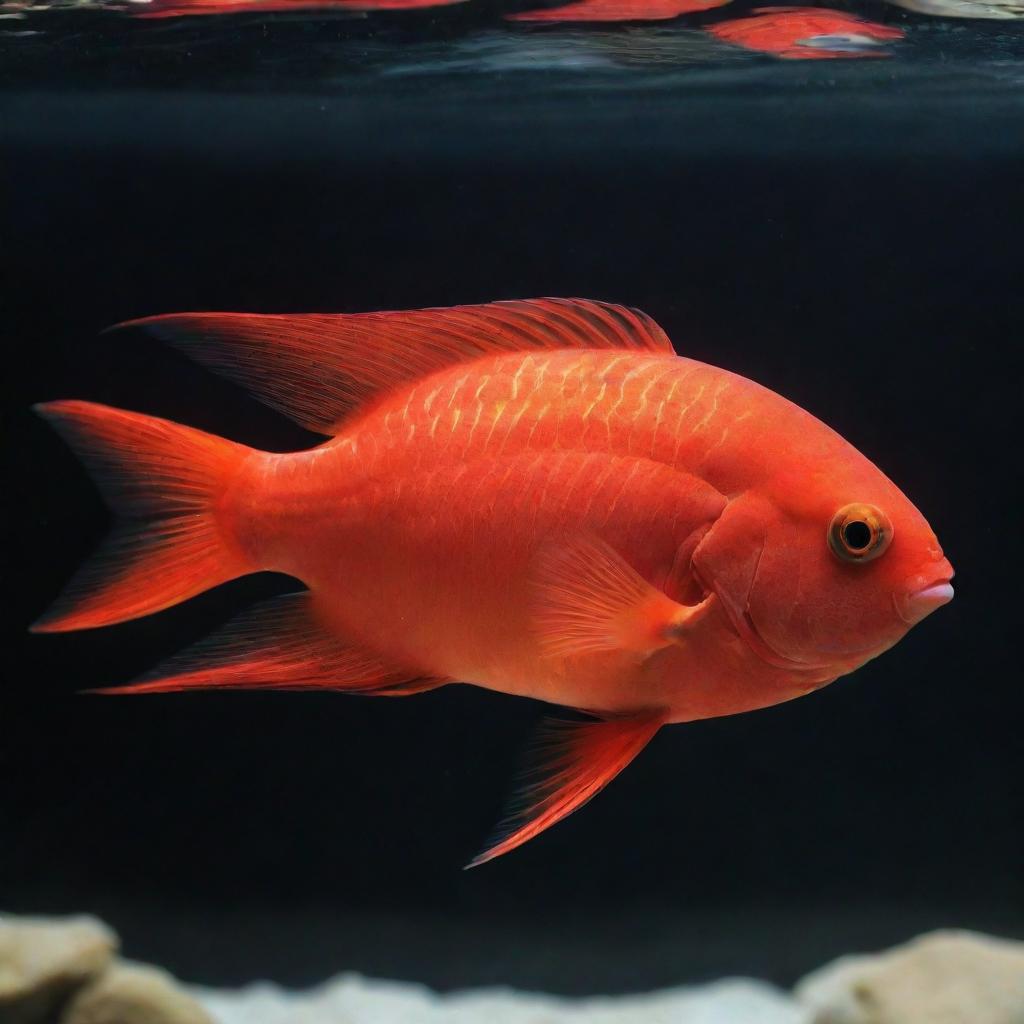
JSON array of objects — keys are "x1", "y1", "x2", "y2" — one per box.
[
  {"x1": 241, "y1": 350, "x2": 760, "y2": 719},
  {"x1": 34, "y1": 299, "x2": 953, "y2": 864},
  {"x1": 227, "y1": 349, "x2": 868, "y2": 718}
]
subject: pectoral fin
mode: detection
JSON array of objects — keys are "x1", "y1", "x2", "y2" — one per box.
[
  {"x1": 467, "y1": 711, "x2": 665, "y2": 868},
  {"x1": 533, "y1": 534, "x2": 714, "y2": 658}
]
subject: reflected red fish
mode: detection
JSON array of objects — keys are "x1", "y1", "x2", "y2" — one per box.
[
  {"x1": 706, "y1": 6, "x2": 904, "y2": 58},
  {"x1": 508, "y1": 0, "x2": 729, "y2": 23},
  {"x1": 132, "y1": 0, "x2": 460, "y2": 17},
  {"x1": 34, "y1": 299, "x2": 952, "y2": 866}
]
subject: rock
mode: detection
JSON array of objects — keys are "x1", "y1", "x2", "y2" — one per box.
[
  {"x1": 884, "y1": 0, "x2": 1023, "y2": 18},
  {"x1": 0, "y1": 914, "x2": 117, "y2": 1024},
  {"x1": 796, "y1": 929, "x2": 1024, "y2": 1024},
  {"x1": 196, "y1": 973, "x2": 806, "y2": 1024},
  {"x1": 61, "y1": 961, "x2": 215, "y2": 1024}
]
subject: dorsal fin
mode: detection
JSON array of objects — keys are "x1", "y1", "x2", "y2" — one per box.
[{"x1": 114, "y1": 298, "x2": 675, "y2": 435}]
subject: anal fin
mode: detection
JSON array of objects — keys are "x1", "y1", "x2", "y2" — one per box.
[
  {"x1": 467, "y1": 711, "x2": 665, "y2": 868},
  {"x1": 89, "y1": 592, "x2": 445, "y2": 696}
]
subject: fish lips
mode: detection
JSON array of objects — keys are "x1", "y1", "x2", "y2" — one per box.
[{"x1": 895, "y1": 579, "x2": 955, "y2": 626}]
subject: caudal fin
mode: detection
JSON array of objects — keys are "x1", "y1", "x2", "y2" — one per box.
[{"x1": 32, "y1": 401, "x2": 256, "y2": 633}]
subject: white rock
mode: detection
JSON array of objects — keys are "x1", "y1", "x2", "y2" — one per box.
[
  {"x1": 62, "y1": 960, "x2": 216, "y2": 1024},
  {"x1": 885, "y1": 0, "x2": 1023, "y2": 17},
  {"x1": 0, "y1": 913, "x2": 117, "y2": 1024},
  {"x1": 195, "y1": 973, "x2": 806, "y2": 1024},
  {"x1": 796, "y1": 929, "x2": 1024, "y2": 1024}
]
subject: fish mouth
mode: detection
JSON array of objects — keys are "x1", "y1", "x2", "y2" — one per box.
[{"x1": 895, "y1": 578, "x2": 955, "y2": 625}]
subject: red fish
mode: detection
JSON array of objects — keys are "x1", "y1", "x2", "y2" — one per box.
[
  {"x1": 508, "y1": 0, "x2": 729, "y2": 23},
  {"x1": 34, "y1": 299, "x2": 953, "y2": 866},
  {"x1": 705, "y1": 7, "x2": 904, "y2": 59},
  {"x1": 130, "y1": 0, "x2": 461, "y2": 18}
]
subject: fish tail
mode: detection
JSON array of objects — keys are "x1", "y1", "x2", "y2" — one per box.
[{"x1": 31, "y1": 401, "x2": 258, "y2": 633}]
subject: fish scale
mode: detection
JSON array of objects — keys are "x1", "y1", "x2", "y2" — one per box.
[{"x1": 340, "y1": 349, "x2": 758, "y2": 495}]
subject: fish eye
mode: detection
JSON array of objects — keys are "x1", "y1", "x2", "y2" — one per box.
[{"x1": 828, "y1": 503, "x2": 892, "y2": 563}]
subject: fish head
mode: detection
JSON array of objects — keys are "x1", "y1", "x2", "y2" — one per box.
[{"x1": 694, "y1": 457, "x2": 953, "y2": 676}]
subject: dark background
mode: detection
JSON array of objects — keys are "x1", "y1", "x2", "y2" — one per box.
[{"x1": 2, "y1": 49, "x2": 1022, "y2": 993}]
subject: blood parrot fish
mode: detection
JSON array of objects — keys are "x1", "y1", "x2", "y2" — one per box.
[
  {"x1": 33, "y1": 298, "x2": 953, "y2": 866},
  {"x1": 706, "y1": 7, "x2": 904, "y2": 59}
]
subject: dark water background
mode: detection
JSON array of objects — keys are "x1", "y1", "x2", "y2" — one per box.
[{"x1": 2, "y1": 5, "x2": 1023, "y2": 995}]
